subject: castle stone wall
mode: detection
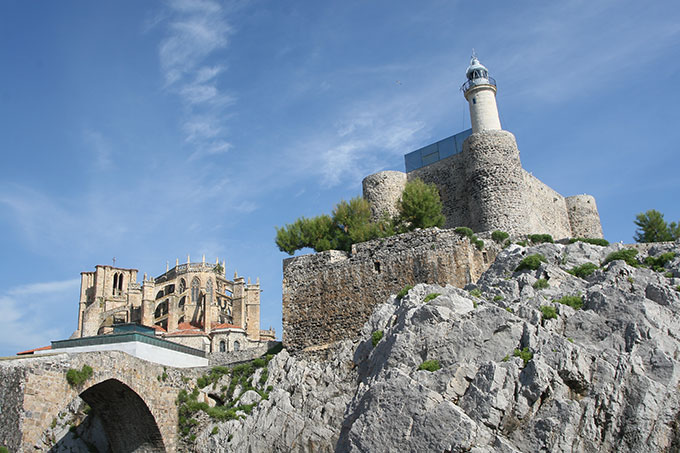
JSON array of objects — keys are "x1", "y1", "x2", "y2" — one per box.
[
  {"x1": 407, "y1": 152, "x2": 468, "y2": 229},
  {"x1": 522, "y1": 170, "x2": 573, "y2": 239},
  {"x1": 463, "y1": 131, "x2": 530, "y2": 235},
  {"x1": 362, "y1": 130, "x2": 603, "y2": 240},
  {"x1": 282, "y1": 229, "x2": 501, "y2": 352},
  {"x1": 566, "y1": 195, "x2": 604, "y2": 238},
  {"x1": 362, "y1": 171, "x2": 407, "y2": 222}
]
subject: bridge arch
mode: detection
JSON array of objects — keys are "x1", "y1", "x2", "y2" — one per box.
[{"x1": 1, "y1": 351, "x2": 180, "y2": 452}]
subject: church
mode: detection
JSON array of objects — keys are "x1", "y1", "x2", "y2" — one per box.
[{"x1": 74, "y1": 257, "x2": 275, "y2": 354}]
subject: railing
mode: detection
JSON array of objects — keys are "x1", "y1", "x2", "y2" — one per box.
[
  {"x1": 461, "y1": 76, "x2": 496, "y2": 93},
  {"x1": 52, "y1": 332, "x2": 207, "y2": 357}
]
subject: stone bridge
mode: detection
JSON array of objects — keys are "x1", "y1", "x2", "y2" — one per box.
[{"x1": 0, "y1": 350, "x2": 185, "y2": 452}]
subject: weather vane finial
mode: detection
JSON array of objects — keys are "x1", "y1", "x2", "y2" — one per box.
[
  {"x1": 112, "y1": 257, "x2": 116, "y2": 266},
  {"x1": 471, "y1": 48, "x2": 477, "y2": 59}
]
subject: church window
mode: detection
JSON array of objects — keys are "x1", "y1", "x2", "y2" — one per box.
[
  {"x1": 233, "y1": 341, "x2": 240, "y2": 351},
  {"x1": 191, "y1": 277, "x2": 200, "y2": 303},
  {"x1": 113, "y1": 273, "x2": 118, "y2": 295},
  {"x1": 219, "y1": 340, "x2": 226, "y2": 352},
  {"x1": 178, "y1": 278, "x2": 186, "y2": 294}
]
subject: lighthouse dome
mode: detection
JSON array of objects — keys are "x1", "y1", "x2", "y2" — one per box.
[{"x1": 466, "y1": 56, "x2": 489, "y2": 81}]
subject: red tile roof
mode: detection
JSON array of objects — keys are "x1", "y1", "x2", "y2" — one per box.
[
  {"x1": 211, "y1": 323, "x2": 241, "y2": 330},
  {"x1": 17, "y1": 345, "x2": 51, "y2": 355}
]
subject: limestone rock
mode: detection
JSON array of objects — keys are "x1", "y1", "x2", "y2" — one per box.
[{"x1": 196, "y1": 241, "x2": 680, "y2": 453}]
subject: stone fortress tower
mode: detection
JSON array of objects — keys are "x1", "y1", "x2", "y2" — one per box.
[{"x1": 363, "y1": 54, "x2": 603, "y2": 239}]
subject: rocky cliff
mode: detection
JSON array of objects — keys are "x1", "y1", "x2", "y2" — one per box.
[{"x1": 196, "y1": 240, "x2": 680, "y2": 452}]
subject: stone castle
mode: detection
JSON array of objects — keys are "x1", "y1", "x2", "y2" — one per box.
[
  {"x1": 283, "y1": 55, "x2": 605, "y2": 352},
  {"x1": 75, "y1": 257, "x2": 274, "y2": 354},
  {"x1": 362, "y1": 55, "x2": 603, "y2": 240}
]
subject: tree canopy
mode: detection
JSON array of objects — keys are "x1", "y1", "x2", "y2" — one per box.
[
  {"x1": 634, "y1": 209, "x2": 679, "y2": 243},
  {"x1": 275, "y1": 179, "x2": 445, "y2": 255}
]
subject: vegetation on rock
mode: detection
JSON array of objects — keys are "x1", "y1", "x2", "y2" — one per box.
[
  {"x1": 603, "y1": 249, "x2": 639, "y2": 267},
  {"x1": 540, "y1": 305, "x2": 557, "y2": 320},
  {"x1": 371, "y1": 330, "x2": 384, "y2": 347},
  {"x1": 515, "y1": 254, "x2": 546, "y2": 272},
  {"x1": 529, "y1": 234, "x2": 554, "y2": 244},
  {"x1": 275, "y1": 179, "x2": 445, "y2": 254},
  {"x1": 533, "y1": 279, "x2": 549, "y2": 290},
  {"x1": 418, "y1": 360, "x2": 441, "y2": 372},
  {"x1": 555, "y1": 295, "x2": 584, "y2": 310},
  {"x1": 568, "y1": 262, "x2": 599, "y2": 279},
  {"x1": 492, "y1": 230, "x2": 509, "y2": 243},
  {"x1": 423, "y1": 293, "x2": 440, "y2": 303},
  {"x1": 66, "y1": 365, "x2": 93, "y2": 387},
  {"x1": 513, "y1": 347, "x2": 533, "y2": 366},
  {"x1": 396, "y1": 285, "x2": 413, "y2": 299},
  {"x1": 569, "y1": 237, "x2": 609, "y2": 246}
]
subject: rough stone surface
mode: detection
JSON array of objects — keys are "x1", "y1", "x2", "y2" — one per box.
[
  {"x1": 365, "y1": 130, "x2": 603, "y2": 239},
  {"x1": 200, "y1": 240, "x2": 680, "y2": 452},
  {"x1": 362, "y1": 170, "x2": 407, "y2": 222},
  {"x1": 282, "y1": 228, "x2": 502, "y2": 352},
  {"x1": 0, "y1": 351, "x2": 184, "y2": 452}
]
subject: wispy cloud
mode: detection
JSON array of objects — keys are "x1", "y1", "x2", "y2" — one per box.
[
  {"x1": 0, "y1": 278, "x2": 79, "y2": 356},
  {"x1": 159, "y1": 0, "x2": 235, "y2": 160}
]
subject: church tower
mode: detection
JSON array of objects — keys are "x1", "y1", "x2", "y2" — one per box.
[{"x1": 462, "y1": 53, "x2": 501, "y2": 133}]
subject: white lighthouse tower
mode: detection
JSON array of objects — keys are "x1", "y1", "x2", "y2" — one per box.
[{"x1": 462, "y1": 53, "x2": 502, "y2": 133}]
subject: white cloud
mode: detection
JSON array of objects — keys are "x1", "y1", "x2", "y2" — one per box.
[
  {"x1": 83, "y1": 130, "x2": 113, "y2": 170},
  {"x1": 159, "y1": 0, "x2": 235, "y2": 159},
  {"x1": 0, "y1": 278, "x2": 78, "y2": 356}
]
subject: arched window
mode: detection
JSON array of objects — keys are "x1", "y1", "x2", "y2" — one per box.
[
  {"x1": 178, "y1": 278, "x2": 186, "y2": 294},
  {"x1": 118, "y1": 273, "x2": 123, "y2": 292},
  {"x1": 113, "y1": 273, "x2": 118, "y2": 295},
  {"x1": 155, "y1": 300, "x2": 168, "y2": 318},
  {"x1": 233, "y1": 341, "x2": 240, "y2": 351},
  {"x1": 191, "y1": 277, "x2": 200, "y2": 303},
  {"x1": 219, "y1": 340, "x2": 226, "y2": 352},
  {"x1": 206, "y1": 279, "x2": 213, "y2": 305}
]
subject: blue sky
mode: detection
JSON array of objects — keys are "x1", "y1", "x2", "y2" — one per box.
[{"x1": 1, "y1": 0, "x2": 679, "y2": 356}]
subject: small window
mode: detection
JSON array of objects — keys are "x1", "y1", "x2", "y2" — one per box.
[
  {"x1": 472, "y1": 98, "x2": 476, "y2": 104},
  {"x1": 233, "y1": 341, "x2": 240, "y2": 351},
  {"x1": 374, "y1": 261, "x2": 381, "y2": 273},
  {"x1": 219, "y1": 340, "x2": 226, "y2": 352}
]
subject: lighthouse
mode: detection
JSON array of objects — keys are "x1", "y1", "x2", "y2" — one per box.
[{"x1": 462, "y1": 53, "x2": 502, "y2": 133}]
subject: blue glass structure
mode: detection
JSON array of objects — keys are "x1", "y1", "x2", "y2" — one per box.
[{"x1": 404, "y1": 128, "x2": 472, "y2": 172}]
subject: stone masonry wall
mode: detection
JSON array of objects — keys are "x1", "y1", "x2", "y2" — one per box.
[
  {"x1": 407, "y1": 151, "x2": 468, "y2": 229},
  {"x1": 362, "y1": 130, "x2": 603, "y2": 240},
  {"x1": 522, "y1": 170, "x2": 573, "y2": 239},
  {"x1": 282, "y1": 229, "x2": 502, "y2": 352},
  {"x1": 0, "y1": 351, "x2": 182, "y2": 452},
  {"x1": 362, "y1": 171, "x2": 407, "y2": 223},
  {"x1": 566, "y1": 194, "x2": 604, "y2": 238}
]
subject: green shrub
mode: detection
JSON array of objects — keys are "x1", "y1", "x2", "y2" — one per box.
[
  {"x1": 505, "y1": 307, "x2": 513, "y2": 313},
  {"x1": 371, "y1": 330, "x2": 384, "y2": 347},
  {"x1": 516, "y1": 240, "x2": 528, "y2": 247},
  {"x1": 540, "y1": 305, "x2": 557, "y2": 320},
  {"x1": 513, "y1": 347, "x2": 533, "y2": 366},
  {"x1": 418, "y1": 360, "x2": 441, "y2": 372},
  {"x1": 533, "y1": 279, "x2": 549, "y2": 290},
  {"x1": 567, "y1": 338, "x2": 574, "y2": 343},
  {"x1": 423, "y1": 293, "x2": 440, "y2": 303},
  {"x1": 259, "y1": 369, "x2": 269, "y2": 386},
  {"x1": 501, "y1": 354, "x2": 510, "y2": 362},
  {"x1": 555, "y1": 295, "x2": 584, "y2": 310},
  {"x1": 492, "y1": 230, "x2": 509, "y2": 243},
  {"x1": 252, "y1": 358, "x2": 267, "y2": 368},
  {"x1": 211, "y1": 426, "x2": 219, "y2": 435},
  {"x1": 529, "y1": 234, "x2": 554, "y2": 244},
  {"x1": 515, "y1": 254, "x2": 546, "y2": 271},
  {"x1": 66, "y1": 365, "x2": 93, "y2": 387},
  {"x1": 569, "y1": 237, "x2": 610, "y2": 246},
  {"x1": 568, "y1": 262, "x2": 599, "y2": 279},
  {"x1": 603, "y1": 249, "x2": 639, "y2": 267},
  {"x1": 196, "y1": 376, "x2": 208, "y2": 388},
  {"x1": 665, "y1": 272, "x2": 674, "y2": 278},
  {"x1": 396, "y1": 285, "x2": 413, "y2": 299},
  {"x1": 0, "y1": 447, "x2": 8, "y2": 453},
  {"x1": 397, "y1": 178, "x2": 446, "y2": 231},
  {"x1": 454, "y1": 227, "x2": 474, "y2": 238},
  {"x1": 644, "y1": 252, "x2": 676, "y2": 272},
  {"x1": 468, "y1": 288, "x2": 482, "y2": 298},
  {"x1": 474, "y1": 238, "x2": 484, "y2": 250},
  {"x1": 494, "y1": 295, "x2": 504, "y2": 301},
  {"x1": 634, "y1": 209, "x2": 679, "y2": 243}
]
